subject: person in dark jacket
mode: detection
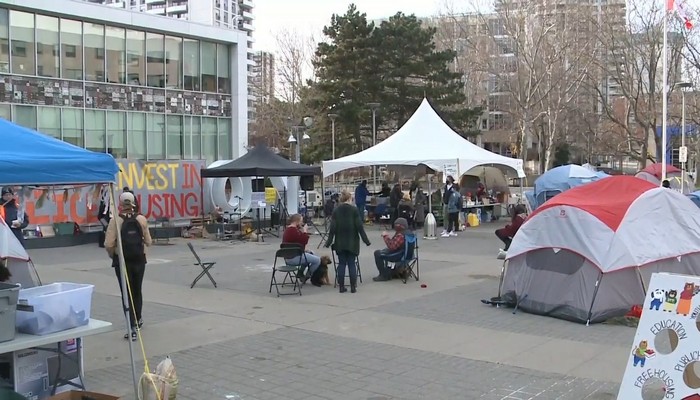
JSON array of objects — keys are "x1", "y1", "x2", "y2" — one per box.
[
  {"x1": 325, "y1": 191, "x2": 371, "y2": 293},
  {"x1": 1, "y1": 187, "x2": 29, "y2": 247},
  {"x1": 389, "y1": 184, "x2": 403, "y2": 224},
  {"x1": 441, "y1": 175, "x2": 456, "y2": 235},
  {"x1": 354, "y1": 180, "x2": 370, "y2": 222},
  {"x1": 378, "y1": 182, "x2": 391, "y2": 197},
  {"x1": 496, "y1": 204, "x2": 527, "y2": 259}
]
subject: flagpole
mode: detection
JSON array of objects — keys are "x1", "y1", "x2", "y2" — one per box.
[{"x1": 662, "y1": 0, "x2": 669, "y2": 181}]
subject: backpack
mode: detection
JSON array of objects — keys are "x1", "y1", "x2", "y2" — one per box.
[{"x1": 120, "y1": 215, "x2": 145, "y2": 261}]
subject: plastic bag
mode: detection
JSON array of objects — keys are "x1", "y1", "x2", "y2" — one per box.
[{"x1": 138, "y1": 356, "x2": 179, "y2": 400}]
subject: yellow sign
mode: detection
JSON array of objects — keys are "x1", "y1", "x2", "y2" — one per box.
[{"x1": 265, "y1": 188, "x2": 278, "y2": 204}]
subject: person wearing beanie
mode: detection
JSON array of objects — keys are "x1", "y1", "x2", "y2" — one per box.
[
  {"x1": 373, "y1": 217, "x2": 409, "y2": 281},
  {"x1": 104, "y1": 191, "x2": 152, "y2": 341},
  {"x1": 1, "y1": 187, "x2": 29, "y2": 247}
]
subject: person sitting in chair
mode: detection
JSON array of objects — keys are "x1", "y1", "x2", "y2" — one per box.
[
  {"x1": 282, "y1": 213, "x2": 322, "y2": 283},
  {"x1": 373, "y1": 217, "x2": 409, "y2": 282},
  {"x1": 495, "y1": 204, "x2": 527, "y2": 260}
]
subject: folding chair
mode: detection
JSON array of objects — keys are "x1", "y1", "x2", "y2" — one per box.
[
  {"x1": 269, "y1": 243, "x2": 306, "y2": 296},
  {"x1": 187, "y1": 243, "x2": 217, "y2": 288},
  {"x1": 330, "y1": 245, "x2": 362, "y2": 288},
  {"x1": 391, "y1": 233, "x2": 419, "y2": 284}
]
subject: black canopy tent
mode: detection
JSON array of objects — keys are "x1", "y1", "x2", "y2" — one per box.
[
  {"x1": 200, "y1": 144, "x2": 322, "y2": 238},
  {"x1": 201, "y1": 144, "x2": 321, "y2": 177}
]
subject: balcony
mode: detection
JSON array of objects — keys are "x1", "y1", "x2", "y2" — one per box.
[
  {"x1": 239, "y1": 21, "x2": 254, "y2": 31},
  {"x1": 240, "y1": 0, "x2": 253, "y2": 10},
  {"x1": 242, "y1": 10, "x2": 254, "y2": 20},
  {"x1": 167, "y1": 3, "x2": 187, "y2": 13},
  {"x1": 145, "y1": 7, "x2": 166, "y2": 14},
  {"x1": 145, "y1": 0, "x2": 165, "y2": 4}
]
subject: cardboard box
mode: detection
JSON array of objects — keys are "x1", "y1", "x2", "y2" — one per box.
[{"x1": 46, "y1": 391, "x2": 120, "y2": 400}]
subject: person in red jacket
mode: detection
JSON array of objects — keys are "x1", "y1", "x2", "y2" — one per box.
[
  {"x1": 496, "y1": 204, "x2": 527, "y2": 259},
  {"x1": 282, "y1": 213, "x2": 321, "y2": 282}
]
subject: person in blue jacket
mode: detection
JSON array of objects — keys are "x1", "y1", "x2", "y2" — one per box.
[
  {"x1": 354, "y1": 180, "x2": 370, "y2": 222},
  {"x1": 1, "y1": 187, "x2": 29, "y2": 246}
]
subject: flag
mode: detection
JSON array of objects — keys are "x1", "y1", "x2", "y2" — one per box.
[{"x1": 668, "y1": 0, "x2": 693, "y2": 29}]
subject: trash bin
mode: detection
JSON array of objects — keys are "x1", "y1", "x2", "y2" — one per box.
[{"x1": 0, "y1": 282, "x2": 20, "y2": 343}]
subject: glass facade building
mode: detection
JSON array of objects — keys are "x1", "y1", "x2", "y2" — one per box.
[{"x1": 0, "y1": 0, "x2": 248, "y2": 165}]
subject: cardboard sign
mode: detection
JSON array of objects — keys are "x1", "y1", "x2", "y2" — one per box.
[{"x1": 618, "y1": 272, "x2": 700, "y2": 400}]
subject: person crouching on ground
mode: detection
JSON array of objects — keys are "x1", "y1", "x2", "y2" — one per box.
[
  {"x1": 282, "y1": 213, "x2": 322, "y2": 283},
  {"x1": 325, "y1": 191, "x2": 371, "y2": 293},
  {"x1": 495, "y1": 204, "x2": 527, "y2": 260},
  {"x1": 105, "y1": 192, "x2": 152, "y2": 341},
  {"x1": 373, "y1": 217, "x2": 409, "y2": 282}
]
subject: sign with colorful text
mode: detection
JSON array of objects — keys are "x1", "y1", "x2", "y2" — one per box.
[
  {"x1": 618, "y1": 272, "x2": 700, "y2": 400},
  {"x1": 20, "y1": 159, "x2": 205, "y2": 225}
]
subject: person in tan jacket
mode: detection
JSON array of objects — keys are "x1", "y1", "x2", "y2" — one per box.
[{"x1": 104, "y1": 191, "x2": 152, "y2": 341}]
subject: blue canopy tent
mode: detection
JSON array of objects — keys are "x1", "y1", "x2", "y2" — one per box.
[
  {"x1": 0, "y1": 118, "x2": 141, "y2": 396},
  {"x1": 532, "y1": 164, "x2": 609, "y2": 209},
  {"x1": 0, "y1": 118, "x2": 118, "y2": 185}
]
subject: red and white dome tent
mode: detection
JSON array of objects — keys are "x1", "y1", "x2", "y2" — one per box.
[
  {"x1": 501, "y1": 176, "x2": 700, "y2": 325},
  {"x1": 0, "y1": 216, "x2": 39, "y2": 288},
  {"x1": 635, "y1": 162, "x2": 694, "y2": 194}
]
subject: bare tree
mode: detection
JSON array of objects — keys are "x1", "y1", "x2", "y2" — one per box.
[{"x1": 273, "y1": 28, "x2": 317, "y2": 119}]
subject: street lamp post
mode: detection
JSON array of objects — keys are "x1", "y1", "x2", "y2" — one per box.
[
  {"x1": 368, "y1": 102, "x2": 380, "y2": 190},
  {"x1": 287, "y1": 117, "x2": 312, "y2": 214},
  {"x1": 675, "y1": 82, "x2": 693, "y2": 192},
  {"x1": 328, "y1": 113, "x2": 338, "y2": 184}
]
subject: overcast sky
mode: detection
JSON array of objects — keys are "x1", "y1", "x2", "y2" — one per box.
[{"x1": 253, "y1": 0, "x2": 450, "y2": 52}]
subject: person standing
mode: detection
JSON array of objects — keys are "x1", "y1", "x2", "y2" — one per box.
[
  {"x1": 104, "y1": 192, "x2": 152, "y2": 341},
  {"x1": 389, "y1": 184, "x2": 403, "y2": 225},
  {"x1": 442, "y1": 184, "x2": 461, "y2": 238},
  {"x1": 1, "y1": 187, "x2": 29, "y2": 247},
  {"x1": 354, "y1": 180, "x2": 371, "y2": 222},
  {"x1": 441, "y1": 176, "x2": 455, "y2": 235},
  {"x1": 325, "y1": 191, "x2": 371, "y2": 293}
]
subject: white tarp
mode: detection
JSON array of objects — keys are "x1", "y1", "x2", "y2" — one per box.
[{"x1": 322, "y1": 98, "x2": 526, "y2": 178}]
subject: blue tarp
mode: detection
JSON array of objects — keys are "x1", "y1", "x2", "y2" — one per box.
[
  {"x1": 532, "y1": 165, "x2": 609, "y2": 209},
  {"x1": 0, "y1": 118, "x2": 118, "y2": 185},
  {"x1": 687, "y1": 191, "x2": 700, "y2": 209}
]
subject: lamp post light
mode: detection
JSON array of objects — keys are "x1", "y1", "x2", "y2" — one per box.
[
  {"x1": 328, "y1": 113, "x2": 338, "y2": 184},
  {"x1": 367, "y1": 102, "x2": 380, "y2": 190},
  {"x1": 287, "y1": 117, "x2": 312, "y2": 162},
  {"x1": 675, "y1": 82, "x2": 693, "y2": 192}
]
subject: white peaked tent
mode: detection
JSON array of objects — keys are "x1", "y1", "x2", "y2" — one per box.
[
  {"x1": 322, "y1": 98, "x2": 526, "y2": 178},
  {"x1": 0, "y1": 217, "x2": 38, "y2": 288}
]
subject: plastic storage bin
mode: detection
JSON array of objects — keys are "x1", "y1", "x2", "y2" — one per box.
[
  {"x1": 15, "y1": 283, "x2": 94, "y2": 336},
  {"x1": 0, "y1": 282, "x2": 20, "y2": 343}
]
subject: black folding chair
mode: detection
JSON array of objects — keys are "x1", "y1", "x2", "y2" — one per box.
[
  {"x1": 187, "y1": 243, "x2": 217, "y2": 288},
  {"x1": 330, "y1": 245, "x2": 362, "y2": 288},
  {"x1": 269, "y1": 243, "x2": 306, "y2": 296}
]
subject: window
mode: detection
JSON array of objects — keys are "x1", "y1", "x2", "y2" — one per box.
[
  {"x1": 37, "y1": 106, "x2": 60, "y2": 139},
  {"x1": 216, "y1": 43, "x2": 229, "y2": 93},
  {"x1": 13, "y1": 105, "x2": 36, "y2": 130},
  {"x1": 127, "y1": 112, "x2": 146, "y2": 158},
  {"x1": 147, "y1": 113, "x2": 165, "y2": 159},
  {"x1": 146, "y1": 33, "x2": 164, "y2": 87},
  {"x1": 183, "y1": 38, "x2": 199, "y2": 90},
  {"x1": 166, "y1": 115, "x2": 182, "y2": 159},
  {"x1": 217, "y1": 118, "x2": 231, "y2": 159},
  {"x1": 105, "y1": 26, "x2": 126, "y2": 84},
  {"x1": 183, "y1": 115, "x2": 201, "y2": 159},
  {"x1": 0, "y1": 9, "x2": 9, "y2": 73},
  {"x1": 202, "y1": 117, "x2": 217, "y2": 164},
  {"x1": 62, "y1": 108, "x2": 84, "y2": 147},
  {"x1": 85, "y1": 109, "x2": 106, "y2": 152},
  {"x1": 60, "y1": 19, "x2": 82, "y2": 79},
  {"x1": 106, "y1": 111, "x2": 126, "y2": 158},
  {"x1": 164, "y1": 36, "x2": 182, "y2": 89},
  {"x1": 0, "y1": 104, "x2": 10, "y2": 121},
  {"x1": 36, "y1": 15, "x2": 59, "y2": 78},
  {"x1": 10, "y1": 11, "x2": 34, "y2": 75},
  {"x1": 84, "y1": 23, "x2": 105, "y2": 81},
  {"x1": 201, "y1": 41, "x2": 216, "y2": 92},
  {"x1": 126, "y1": 30, "x2": 145, "y2": 85}
]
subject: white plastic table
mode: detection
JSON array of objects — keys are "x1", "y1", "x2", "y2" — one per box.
[{"x1": 0, "y1": 319, "x2": 112, "y2": 397}]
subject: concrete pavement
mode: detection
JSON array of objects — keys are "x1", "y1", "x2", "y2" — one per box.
[{"x1": 27, "y1": 223, "x2": 628, "y2": 399}]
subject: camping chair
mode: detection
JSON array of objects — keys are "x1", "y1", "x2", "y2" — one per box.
[
  {"x1": 187, "y1": 243, "x2": 217, "y2": 289},
  {"x1": 269, "y1": 243, "x2": 306, "y2": 296},
  {"x1": 391, "y1": 233, "x2": 419, "y2": 284},
  {"x1": 330, "y1": 244, "x2": 362, "y2": 288}
]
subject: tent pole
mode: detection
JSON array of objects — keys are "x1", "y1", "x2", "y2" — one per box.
[
  {"x1": 320, "y1": 172, "x2": 326, "y2": 230},
  {"x1": 109, "y1": 183, "x2": 140, "y2": 398},
  {"x1": 636, "y1": 267, "x2": 647, "y2": 296},
  {"x1": 585, "y1": 272, "x2": 603, "y2": 326}
]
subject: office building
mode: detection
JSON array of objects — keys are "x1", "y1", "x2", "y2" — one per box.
[
  {"x1": 0, "y1": 0, "x2": 249, "y2": 164},
  {"x1": 251, "y1": 51, "x2": 274, "y2": 103}
]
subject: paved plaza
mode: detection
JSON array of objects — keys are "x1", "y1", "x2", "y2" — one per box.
[{"x1": 28, "y1": 223, "x2": 630, "y2": 400}]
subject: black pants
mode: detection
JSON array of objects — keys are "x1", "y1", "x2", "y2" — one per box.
[
  {"x1": 374, "y1": 249, "x2": 403, "y2": 278},
  {"x1": 114, "y1": 259, "x2": 146, "y2": 328},
  {"x1": 495, "y1": 229, "x2": 512, "y2": 250},
  {"x1": 447, "y1": 212, "x2": 459, "y2": 232},
  {"x1": 336, "y1": 250, "x2": 357, "y2": 285}
]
